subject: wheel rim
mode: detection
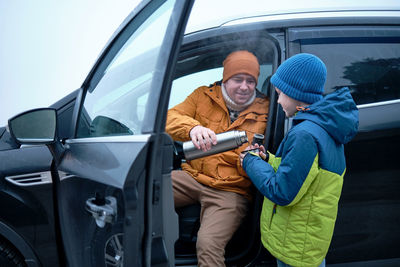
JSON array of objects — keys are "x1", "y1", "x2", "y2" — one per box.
[{"x1": 105, "y1": 233, "x2": 124, "y2": 267}]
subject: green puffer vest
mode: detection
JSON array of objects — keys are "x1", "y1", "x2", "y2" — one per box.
[{"x1": 260, "y1": 154, "x2": 344, "y2": 267}]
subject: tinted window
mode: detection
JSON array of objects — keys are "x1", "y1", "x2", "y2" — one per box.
[
  {"x1": 77, "y1": 0, "x2": 175, "y2": 137},
  {"x1": 302, "y1": 41, "x2": 400, "y2": 105}
]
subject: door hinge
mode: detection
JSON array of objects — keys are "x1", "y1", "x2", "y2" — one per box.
[{"x1": 86, "y1": 194, "x2": 117, "y2": 228}]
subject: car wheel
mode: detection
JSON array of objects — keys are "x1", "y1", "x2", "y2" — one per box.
[
  {"x1": 91, "y1": 223, "x2": 124, "y2": 267},
  {"x1": 0, "y1": 238, "x2": 26, "y2": 267},
  {"x1": 104, "y1": 233, "x2": 123, "y2": 267}
]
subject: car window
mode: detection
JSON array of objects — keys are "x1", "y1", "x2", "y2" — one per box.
[
  {"x1": 76, "y1": 0, "x2": 176, "y2": 137},
  {"x1": 302, "y1": 42, "x2": 400, "y2": 105},
  {"x1": 169, "y1": 64, "x2": 272, "y2": 109},
  {"x1": 169, "y1": 67, "x2": 223, "y2": 109}
]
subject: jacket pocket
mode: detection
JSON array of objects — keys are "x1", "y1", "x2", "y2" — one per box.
[
  {"x1": 261, "y1": 199, "x2": 275, "y2": 229},
  {"x1": 238, "y1": 116, "x2": 267, "y2": 136}
]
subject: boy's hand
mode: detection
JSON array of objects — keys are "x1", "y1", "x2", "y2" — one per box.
[
  {"x1": 240, "y1": 144, "x2": 266, "y2": 166},
  {"x1": 258, "y1": 145, "x2": 267, "y2": 161}
]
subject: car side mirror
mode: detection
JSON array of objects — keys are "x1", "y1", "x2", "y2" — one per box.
[{"x1": 8, "y1": 108, "x2": 57, "y2": 145}]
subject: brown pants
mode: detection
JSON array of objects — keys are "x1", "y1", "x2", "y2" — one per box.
[{"x1": 172, "y1": 170, "x2": 249, "y2": 267}]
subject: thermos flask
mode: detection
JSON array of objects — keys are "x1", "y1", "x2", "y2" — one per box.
[{"x1": 183, "y1": 130, "x2": 248, "y2": 160}]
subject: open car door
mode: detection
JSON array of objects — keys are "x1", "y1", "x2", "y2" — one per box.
[
  {"x1": 8, "y1": 1, "x2": 194, "y2": 266},
  {"x1": 58, "y1": 1, "x2": 194, "y2": 266}
]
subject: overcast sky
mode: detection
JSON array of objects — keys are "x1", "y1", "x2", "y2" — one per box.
[{"x1": 0, "y1": 0, "x2": 139, "y2": 126}]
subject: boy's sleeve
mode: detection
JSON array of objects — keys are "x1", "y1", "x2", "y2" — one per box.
[{"x1": 243, "y1": 130, "x2": 318, "y2": 206}]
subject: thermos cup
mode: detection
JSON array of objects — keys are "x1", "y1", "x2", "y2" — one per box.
[
  {"x1": 251, "y1": 133, "x2": 265, "y2": 153},
  {"x1": 252, "y1": 133, "x2": 264, "y2": 146},
  {"x1": 183, "y1": 130, "x2": 248, "y2": 160}
]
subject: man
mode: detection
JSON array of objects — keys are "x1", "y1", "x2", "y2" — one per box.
[
  {"x1": 166, "y1": 50, "x2": 269, "y2": 266},
  {"x1": 240, "y1": 53, "x2": 359, "y2": 267}
]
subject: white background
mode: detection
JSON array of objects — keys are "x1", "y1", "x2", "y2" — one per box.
[{"x1": 0, "y1": 0, "x2": 140, "y2": 126}]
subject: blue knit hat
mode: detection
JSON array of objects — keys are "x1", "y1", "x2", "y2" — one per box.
[{"x1": 271, "y1": 53, "x2": 327, "y2": 104}]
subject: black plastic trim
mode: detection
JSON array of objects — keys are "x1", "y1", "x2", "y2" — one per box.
[{"x1": 289, "y1": 25, "x2": 400, "y2": 42}]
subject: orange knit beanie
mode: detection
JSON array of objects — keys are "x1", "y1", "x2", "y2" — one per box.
[{"x1": 222, "y1": 50, "x2": 260, "y2": 83}]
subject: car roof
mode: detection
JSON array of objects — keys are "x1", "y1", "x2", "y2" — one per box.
[{"x1": 185, "y1": 0, "x2": 400, "y2": 34}]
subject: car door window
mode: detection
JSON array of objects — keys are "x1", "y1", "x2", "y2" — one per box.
[
  {"x1": 76, "y1": 0, "x2": 176, "y2": 138},
  {"x1": 169, "y1": 67, "x2": 222, "y2": 109},
  {"x1": 301, "y1": 41, "x2": 400, "y2": 105}
]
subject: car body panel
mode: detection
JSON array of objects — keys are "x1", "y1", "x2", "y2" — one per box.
[{"x1": 287, "y1": 24, "x2": 400, "y2": 265}]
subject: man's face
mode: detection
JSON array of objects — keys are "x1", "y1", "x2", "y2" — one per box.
[
  {"x1": 224, "y1": 74, "x2": 256, "y2": 105},
  {"x1": 275, "y1": 87, "x2": 302, "y2": 117}
]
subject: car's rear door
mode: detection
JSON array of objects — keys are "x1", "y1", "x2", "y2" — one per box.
[
  {"x1": 53, "y1": 1, "x2": 193, "y2": 266},
  {"x1": 288, "y1": 25, "x2": 400, "y2": 265}
]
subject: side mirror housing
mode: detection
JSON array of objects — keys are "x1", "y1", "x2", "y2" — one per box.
[{"x1": 8, "y1": 108, "x2": 57, "y2": 145}]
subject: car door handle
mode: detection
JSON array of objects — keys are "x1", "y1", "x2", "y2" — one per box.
[{"x1": 86, "y1": 195, "x2": 117, "y2": 228}]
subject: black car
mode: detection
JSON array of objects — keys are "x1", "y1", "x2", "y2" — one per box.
[{"x1": 1, "y1": 0, "x2": 400, "y2": 266}]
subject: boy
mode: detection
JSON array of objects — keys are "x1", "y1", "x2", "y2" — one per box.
[{"x1": 240, "y1": 53, "x2": 359, "y2": 267}]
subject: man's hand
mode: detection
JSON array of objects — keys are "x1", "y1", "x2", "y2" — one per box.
[{"x1": 189, "y1": 125, "x2": 217, "y2": 151}]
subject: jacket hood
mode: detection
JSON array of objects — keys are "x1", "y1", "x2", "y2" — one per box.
[{"x1": 293, "y1": 87, "x2": 359, "y2": 144}]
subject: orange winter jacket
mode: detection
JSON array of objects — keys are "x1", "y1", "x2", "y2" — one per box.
[{"x1": 166, "y1": 81, "x2": 269, "y2": 199}]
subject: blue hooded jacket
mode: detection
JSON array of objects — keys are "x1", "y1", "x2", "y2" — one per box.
[{"x1": 242, "y1": 87, "x2": 359, "y2": 266}]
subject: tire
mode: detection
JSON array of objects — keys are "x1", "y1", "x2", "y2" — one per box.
[{"x1": 0, "y1": 238, "x2": 26, "y2": 267}]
